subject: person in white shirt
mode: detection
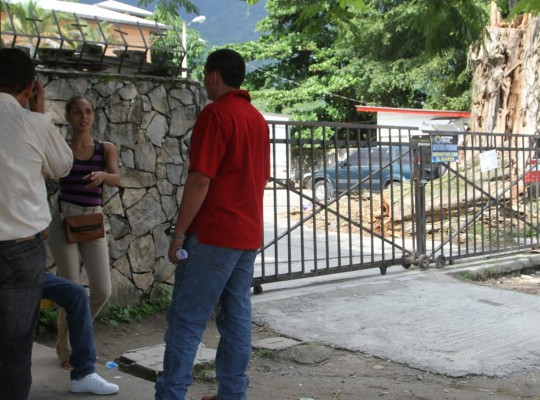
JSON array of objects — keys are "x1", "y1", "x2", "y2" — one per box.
[{"x1": 0, "y1": 47, "x2": 73, "y2": 400}]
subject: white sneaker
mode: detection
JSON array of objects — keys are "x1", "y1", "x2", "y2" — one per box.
[{"x1": 70, "y1": 372, "x2": 119, "y2": 395}]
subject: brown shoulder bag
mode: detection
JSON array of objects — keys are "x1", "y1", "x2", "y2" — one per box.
[{"x1": 63, "y1": 213, "x2": 104, "y2": 244}]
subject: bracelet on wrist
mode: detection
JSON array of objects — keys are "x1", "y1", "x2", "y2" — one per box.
[{"x1": 172, "y1": 232, "x2": 185, "y2": 240}]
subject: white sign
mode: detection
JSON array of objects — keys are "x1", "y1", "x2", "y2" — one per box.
[{"x1": 479, "y1": 149, "x2": 498, "y2": 172}]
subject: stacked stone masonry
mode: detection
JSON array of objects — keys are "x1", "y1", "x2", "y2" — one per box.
[{"x1": 40, "y1": 70, "x2": 204, "y2": 305}]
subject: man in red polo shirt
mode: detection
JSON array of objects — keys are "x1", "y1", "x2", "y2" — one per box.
[{"x1": 155, "y1": 49, "x2": 270, "y2": 400}]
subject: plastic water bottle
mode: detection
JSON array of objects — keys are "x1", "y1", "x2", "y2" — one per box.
[
  {"x1": 176, "y1": 248, "x2": 188, "y2": 260},
  {"x1": 105, "y1": 361, "x2": 118, "y2": 369}
]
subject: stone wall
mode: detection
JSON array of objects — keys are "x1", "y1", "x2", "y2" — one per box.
[{"x1": 39, "y1": 69, "x2": 204, "y2": 305}]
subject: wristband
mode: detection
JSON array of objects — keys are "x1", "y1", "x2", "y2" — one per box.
[{"x1": 172, "y1": 232, "x2": 185, "y2": 240}]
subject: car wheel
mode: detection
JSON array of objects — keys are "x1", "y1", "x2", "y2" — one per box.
[
  {"x1": 302, "y1": 173, "x2": 312, "y2": 189},
  {"x1": 314, "y1": 180, "x2": 332, "y2": 201}
]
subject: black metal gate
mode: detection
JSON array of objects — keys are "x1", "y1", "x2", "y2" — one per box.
[{"x1": 254, "y1": 121, "x2": 540, "y2": 292}]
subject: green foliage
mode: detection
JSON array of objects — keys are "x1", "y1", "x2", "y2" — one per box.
[
  {"x1": 149, "y1": 10, "x2": 208, "y2": 78},
  {"x1": 138, "y1": 0, "x2": 199, "y2": 17},
  {"x1": 519, "y1": 224, "x2": 540, "y2": 238},
  {"x1": 508, "y1": 0, "x2": 540, "y2": 16},
  {"x1": 244, "y1": 0, "x2": 366, "y2": 6},
  {"x1": 455, "y1": 267, "x2": 538, "y2": 282},
  {"x1": 409, "y1": 0, "x2": 488, "y2": 54},
  {"x1": 456, "y1": 269, "x2": 500, "y2": 281},
  {"x1": 495, "y1": 0, "x2": 512, "y2": 16},
  {"x1": 229, "y1": 0, "x2": 536, "y2": 132},
  {"x1": 1, "y1": 0, "x2": 52, "y2": 35},
  {"x1": 0, "y1": 0, "x2": 119, "y2": 49},
  {"x1": 232, "y1": 0, "x2": 478, "y2": 132},
  {"x1": 0, "y1": 0, "x2": 72, "y2": 46},
  {"x1": 80, "y1": 22, "x2": 120, "y2": 45},
  {"x1": 192, "y1": 362, "x2": 216, "y2": 381},
  {"x1": 39, "y1": 308, "x2": 59, "y2": 331},
  {"x1": 97, "y1": 287, "x2": 171, "y2": 325},
  {"x1": 497, "y1": 0, "x2": 540, "y2": 18},
  {"x1": 253, "y1": 348, "x2": 274, "y2": 358},
  {"x1": 232, "y1": 1, "x2": 359, "y2": 123}
]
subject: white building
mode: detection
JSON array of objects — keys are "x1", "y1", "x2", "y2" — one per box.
[{"x1": 356, "y1": 106, "x2": 470, "y2": 142}]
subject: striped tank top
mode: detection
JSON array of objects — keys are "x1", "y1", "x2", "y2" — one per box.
[{"x1": 58, "y1": 141, "x2": 105, "y2": 207}]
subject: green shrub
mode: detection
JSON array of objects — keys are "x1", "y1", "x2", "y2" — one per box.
[
  {"x1": 96, "y1": 287, "x2": 172, "y2": 325},
  {"x1": 39, "y1": 308, "x2": 59, "y2": 331}
]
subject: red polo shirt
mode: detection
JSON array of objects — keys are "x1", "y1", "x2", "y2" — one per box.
[{"x1": 187, "y1": 89, "x2": 270, "y2": 249}]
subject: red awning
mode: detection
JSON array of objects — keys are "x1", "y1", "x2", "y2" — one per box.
[{"x1": 356, "y1": 106, "x2": 470, "y2": 118}]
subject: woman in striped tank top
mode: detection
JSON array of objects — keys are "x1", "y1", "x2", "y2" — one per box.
[{"x1": 47, "y1": 96, "x2": 120, "y2": 370}]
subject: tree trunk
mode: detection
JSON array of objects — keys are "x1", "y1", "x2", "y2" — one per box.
[
  {"x1": 469, "y1": 3, "x2": 539, "y2": 137},
  {"x1": 467, "y1": 3, "x2": 540, "y2": 195}
]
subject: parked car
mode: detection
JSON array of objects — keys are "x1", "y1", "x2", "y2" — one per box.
[{"x1": 311, "y1": 145, "x2": 440, "y2": 201}]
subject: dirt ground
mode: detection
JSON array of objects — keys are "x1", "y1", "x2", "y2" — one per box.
[
  {"x1": 474, "y1": 271, "x2": 540, "y2": 296},
  {"x1": 36, "y1": 271, "x2": 540, "y2": 400}
]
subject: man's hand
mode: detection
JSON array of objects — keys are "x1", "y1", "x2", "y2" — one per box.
[{"x1": 168, "y1": 236, "x2": 185, "y2": 264}]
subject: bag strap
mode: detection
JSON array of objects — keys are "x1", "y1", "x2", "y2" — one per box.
[{"x1": 57, "y1": 197, "x2": 64, "y2": 219}]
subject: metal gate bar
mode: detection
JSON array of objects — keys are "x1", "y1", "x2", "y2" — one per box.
[{"x1": 254, "y1": 122, "x2": 540, "y2": 292}]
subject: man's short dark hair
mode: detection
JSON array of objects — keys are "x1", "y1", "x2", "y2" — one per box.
[
  {"x1": 0, "y1": 48, "x2": 35, "y2": 95},
  {"x1": 205, "y1": 49, "x2": 246, "y2": 89}
]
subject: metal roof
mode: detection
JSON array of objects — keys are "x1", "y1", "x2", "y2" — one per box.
[
  {"x1": 5, "y1": 0, "x2": 168, "y2": 29},
  {"x1": 93, "y1": 0, "x2": 153, "y2": 18}
]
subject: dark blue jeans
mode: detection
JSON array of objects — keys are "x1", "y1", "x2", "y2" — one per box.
[
  {"x1": 0, "y1": 236, "x2": 45, "y2": 400},
  {"x1": 42, "y1": 273, "x2": 95, "y2": 380}
]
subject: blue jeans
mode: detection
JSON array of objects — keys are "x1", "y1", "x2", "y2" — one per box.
[
  {"x1": 155, "y1": 235, "x2": 257, "y2": 400},
  {"x1": 0, "y1": 236, "x2": 45, "y2": 400},
  {"x1": 42, "y1": 273, "x2": 95, "y2": 380}
]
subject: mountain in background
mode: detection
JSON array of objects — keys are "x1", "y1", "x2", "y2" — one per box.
[
  {"x1": 80, "y1": 0, "x2": 267, "y2": 46},
  {"x1": 179, "y1": 0, "x2": 267, "y2": 46}
]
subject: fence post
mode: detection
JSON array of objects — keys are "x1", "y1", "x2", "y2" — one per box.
[{"x1": 412, "y1": 140, "x2": 430, "y2": 269}]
